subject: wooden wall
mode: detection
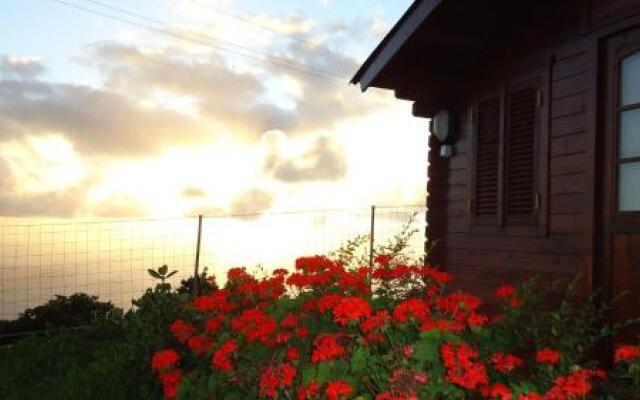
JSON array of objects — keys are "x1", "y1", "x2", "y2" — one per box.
[
  {"x1": 424, "y1": 0, "x2": 640, "y2": 306},
  {"x1": 426, "y1": 20, "x2": 602, "y2": 299}
]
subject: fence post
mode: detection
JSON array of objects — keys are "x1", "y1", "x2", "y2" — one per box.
[
  {"x1": 368, "y1": 205, "x2": 376, "y2": 289},
  {"x1": 194, "y1": 215, "x2": 203, "y2": 295}
]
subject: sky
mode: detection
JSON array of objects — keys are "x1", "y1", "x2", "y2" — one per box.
[{"x1": 0, "y1": 0, "x2": 426, "y2": 220}]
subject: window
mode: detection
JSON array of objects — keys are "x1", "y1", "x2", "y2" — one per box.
[
  {"x1": 617, "y1": 51, "x2": 640, "y2": 212},
  {"x1": 470, "y1": 77, "x2": 543, "y2": 228}
]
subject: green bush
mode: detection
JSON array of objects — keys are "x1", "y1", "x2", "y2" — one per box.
[
  {"x1": 0, "y1": 293, "x2": 118, "y2": 339},
  {"x1": 0, "y1": 272, "x2": 188, "y2": 400}
]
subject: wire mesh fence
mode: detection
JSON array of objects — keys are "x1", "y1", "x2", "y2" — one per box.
[{"x1": 0, "y1": 205, "x2": 426, "y2": 320}]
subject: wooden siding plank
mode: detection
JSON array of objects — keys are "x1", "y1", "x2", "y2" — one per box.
[
  {"x1": 442, "y1": 249, "x2": 583, "y2": 274},
  {"x1": 551, "y1": 113, "x2": 587, "y2": 137},
  {"x1": 551, "y1": 94, "x2": 587, "y2": 118},
  {"x1": 551, "y1": 132, "x2": 588, "y2": 156},
  {"x1": 441, "y1": 233, "x2": 582, "y2": 254},
  {"x1": 445, "y1": 264, "x2": 580, "y2": 285},
  {"x1": 550, "y1": 173, "x2": 586, "y2": 195},
  {"x1": 551, "y1": 193, "x2": 587, "y2": 214},
  {"x1": 550, "y1": 153, "x2": 585, "y2": 176},
  {"x1": 552, "y1": 72, "x2": 589, "y2": 99},
  {"x1": 550, "y1": 214, "x2": 588, "y2": 234}
]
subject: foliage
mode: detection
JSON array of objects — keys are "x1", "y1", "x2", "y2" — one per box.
[
  {"x1": 147, "y1": 238, "x2": 639, "y2": 399},
  {"x1": 0, "y1": 267, "x2": 188, "y2": 400},
  {"x1": 177, "y1": 266, "x2": 219, "y2": 295},
  {"x1": 149, "y1": 264, "x2": 179, "y2": 285},
  {"x1": 0, "y1": 293, "x2": 118, "y2": 341}
]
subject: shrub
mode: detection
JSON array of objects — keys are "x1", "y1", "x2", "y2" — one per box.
[
  {"x1": 0, "y1": 269, "x2": 188, "y2": 400},
  {"x1": 149, "y1": 253, "x2": 639, "y2": 399},
  {"x1": 0, "y1": 293, "x2": 118, "y2": 340}
]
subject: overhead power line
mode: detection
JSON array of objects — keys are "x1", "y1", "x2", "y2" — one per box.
[
  {"x1": 47, "y1": 0, "x2": 346, "y2": 83},
  {"x1": 184, "y1": 0, "x2": 334, "y2": 53}
]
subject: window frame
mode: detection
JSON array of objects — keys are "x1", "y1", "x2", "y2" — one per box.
[
  {"x1": 609, "y1": 37, "x2": 640, "y2": 231},
  {"x1": 468, "y1": 71, "x2": 550, "y2": 236}
]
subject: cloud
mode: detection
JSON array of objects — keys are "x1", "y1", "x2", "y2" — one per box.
[
  {"x1": 80, "y1": 35, "x2": 380, "y2": 136},
  {"x1": 0, "y1": 77, "x2": 212, "y2": 155},
  {"x1": 228, "y1": 187, "x2": 273, "y2": 217},
  {"x1": 0, "y1": 56, "x2": 45, "y2": 80},
  {"x1": 89, "y1": 193, "x2": 148, "y2": 218},
  {"x1": 264, "y1": 135, "x2": 347, "y2": 183},
  {"x1": 0, "y1": 158, "x2": 90, "y2": 217},
  {"x1": 181, "y1": 186, "x2": 207, "y2": 198}
]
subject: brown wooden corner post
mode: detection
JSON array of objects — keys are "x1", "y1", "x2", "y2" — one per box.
[
  {"x1": 368, "y1": 205, "x2": 376, "y2": 293},
  {"x1": 194, "y1": 215, "x2": 203, "y2": 295}
]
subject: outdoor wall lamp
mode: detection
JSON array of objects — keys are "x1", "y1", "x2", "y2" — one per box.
[{"x1": 429, "y1": 109, "x2": 453, "y2": 158}]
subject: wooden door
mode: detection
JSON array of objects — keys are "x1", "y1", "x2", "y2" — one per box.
[{"x1": 602, "y1": 28, "x2": 640, "y2": 342}]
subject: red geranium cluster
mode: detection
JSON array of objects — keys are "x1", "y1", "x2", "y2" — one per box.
[
  {"x1": 151, "y1": 349, "x2": 182, "y2": 399},
  {"x1": 149, "y1": 251, "x2": 629, "y2": 399},
  {"x1": 441, "y1": 342, "x2": 489, "y2": 390}
]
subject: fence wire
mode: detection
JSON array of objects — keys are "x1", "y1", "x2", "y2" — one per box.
[{"x1": 0, "y1": 205, "x2": 426, "y2": 320}]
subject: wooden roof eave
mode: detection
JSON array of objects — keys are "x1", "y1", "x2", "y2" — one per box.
[{"x1": 350, "y1": 0, "x2": 444, "y2": 91}]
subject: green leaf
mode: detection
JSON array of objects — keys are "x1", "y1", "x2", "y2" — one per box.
[
  {"x1": 419, "y1": 329, "x2": 443, "y2": 341},
  {"x1": 316, "y1": 362, "x2": 333, "y2": 383},
  {"x1": 413, "y1": 338, "x2": 441, "y2": 363},
  {"x1": 301, "y1": 365, "x2": 316, "y2": 384},
  {"x1": 350, "y1": 347, "x2": 370, "y2": 373},
  {"x1": 158, "y1": 265, "x2": 168, "y2": 275},
  {"x1": 147, "y1": 269, "x2": 162, "y2": 279},
  {"x1": 166, "y1": 271, "x2": 178, "y2": 279}
]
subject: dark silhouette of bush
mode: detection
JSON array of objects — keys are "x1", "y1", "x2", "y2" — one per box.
[{"x1": 0, "y1": 293, "x2": 118, "y2": 338}]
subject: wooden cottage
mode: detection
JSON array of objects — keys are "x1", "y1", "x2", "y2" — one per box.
[{"x1": 352, "y1": 0, "x2": 640, "y2": 336}]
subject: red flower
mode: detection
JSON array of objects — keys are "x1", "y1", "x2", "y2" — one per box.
[
  {"x1": 373, "y1": 264, "x2": 413, "y2": 281},
  {"x1": 490, "y1": 352, "x2": 523, "y2": 373},
  {"x1": 227, "y1": 267, "x2": 254, "y2": 284},
  {"x1": 361, "y1": 310, "x2": 390, "y2": 334},
  {"x1": 437, "y1": 293, "x2": 482, "y2": 320},
  {"x1": 418, "y1": 266, "x2": 453, "y2": 284},
  {"x1": 325, "y1": 380, "x2": 353, "y2": 400},
  {"x1": 311, "y1": 334, "x2": 345, "y2": 363},
  {"x1": 614, "y1": 344, "x2": 640, "y2": 363},
  {"x1": 393, "y1": 298, "x2": 429, "y2": 324},
  {"x1": 187, "y1": 335, "x2": 213, "y2": 356},
  {"x1": 259, "y1": 363, "x2": 297, "y2": 398},
  {"x1": 481, "y1": 383, "x2": 512, "y2": 400},
  {"x1": 316, "y1": 294, "x2": 343, "y2": 314},
  {"x1": 169, "y1": 320, "x2": 197, "y2": 344},
  {"x1": 517, "y1": 392, "x2": 543, "y2": 400},
  {"x1": 297, "y1": 380, "x2": 321, "y2": 400},
  {"x1": 543, "y1": 368, "x2": 605, "y2": 399},
  {"x1": 403, "y1": 345, "x2": 414, "y2": 358},
  {"x1": 535, "y1": 348, "x2": 561, "y2": 365},
  {"x1": 231, "y1": 308, "x2": 277, "y2": 344},
  {"x1": 204, "y1": 317, "x2": 223, "y2": 334},
  {"x1": 151, "y1": 349, "x2": 180, "y2": 372},
  {"x1": 333, "y1": 296, "x2": 372, "y2": 325},
  {"x1": 280, "y1": 313, "x2": 299, "y2": 329},
  {"x1": 467, "y1": 312, "x2": 489, "y2": 327},
  {"x1": 495, "y1": 285, "x2": 522, "y2": 308},
  {"x1": 295, "y1": 255, "x2": 338, "y2": 273},
  {"x1": 211, "y1": 339, "x2": 238, "y2": 373},
  {"x1": 495, "y1": 285, "x2": 516, "y2": 299},
  {"x1": 441, "y1": 342, "x2": 488, "y2": 390},
  {"x1": 192, "y1": 290, "x2": 236, "y2": 313},
  {"x1": 374, "y1": 254, "x2": 393, "y2": 266},
  {"x1": 285, "y1": 346, "x2": 299, "y2": 361},
  {"x1": 295, "y1": 326, "x2": 310, "y2": 339},
  {"x1": 419, "y1": 318, "x2": 465, "y2": 333},
  {"x1": 160, "y1": 370, "x2": 182, "y2": 399}
]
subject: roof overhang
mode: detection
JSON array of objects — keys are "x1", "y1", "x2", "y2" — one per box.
[{"x1": 350, "y1": 0, "x2": 443, "y2": 91}]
